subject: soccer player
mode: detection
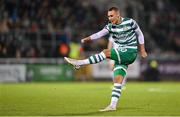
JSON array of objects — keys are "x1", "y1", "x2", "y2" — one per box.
[{"x1": 64, "y1": 7, "x2": 147, "y2": 111}]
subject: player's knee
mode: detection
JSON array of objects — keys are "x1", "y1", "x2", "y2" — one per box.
[{"x1": 114, "y1": 75, "x2": 124, "y2": 83}]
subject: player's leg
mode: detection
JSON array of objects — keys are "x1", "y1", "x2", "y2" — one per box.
[
  {"x1": 64, "y1": 49, "x2": 111, "y2": 69},
  {"x1": 100, "y1": 66, "x2": 126, "y2": 112},
  {"x1": 109, "y1": 69, "x2": 126, "y2": 109},
  {"x1": 100, "y1": 48, "x2": 134, "y2": 112},
  {"x1": 109, "y1": 49, "x2": 137, "y2": 109},
  {"x1": 100, "y1": 48, "x2": 138, "y2": 111}
]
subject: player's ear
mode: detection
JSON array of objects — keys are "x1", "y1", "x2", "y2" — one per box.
[
  {"x1": 117, "y1": 12, "x2": 120, "y2": 18},
  {"x1": 117, "y1": 14, "x2": 120, "y2": 19}
]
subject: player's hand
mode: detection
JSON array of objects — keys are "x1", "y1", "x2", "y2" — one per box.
[
  {"x1": 140, "y1": 51, "x2": 148, "y2": 58},
  {"x1": 81, "y1": 38, "x2": 86, "y2": 43},
  {"x1": 139, "y1": 44, "x2": 147, "y2": 58},
  {"x1": 81, "y1": 37, "x2": 91, "y2": 43}
]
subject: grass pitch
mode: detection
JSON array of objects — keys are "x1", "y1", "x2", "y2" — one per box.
[{"x1": 0, "y1": 82, "x2": 180, "y2": 116}]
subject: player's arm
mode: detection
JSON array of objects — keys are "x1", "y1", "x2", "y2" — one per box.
[
  {"x1": 133, "y1": 20, "x2": 147, "y2": 58},
  {"x1": 135, "y1": 27, "x2": 147, "y2": 58},
  {"x1": 81, "y1": 29, "x2": 109, "y2": 43}
]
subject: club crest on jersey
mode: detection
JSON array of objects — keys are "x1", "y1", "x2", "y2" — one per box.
[{"x1": 123, "y1": 26, "x2": 128, "y2": 31}]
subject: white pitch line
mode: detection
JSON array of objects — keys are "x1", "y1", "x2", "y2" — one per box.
[{"x1": 147, "y1": 88, "x2": 176, "y2": 93}]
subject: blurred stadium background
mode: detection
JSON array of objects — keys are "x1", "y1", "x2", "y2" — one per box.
[
  {"x1": 0, "y1": 0, "x2": 179, "y2": 82},
  {"x1": 0, "y1": 0, "x2": 180, "y2": 116}
]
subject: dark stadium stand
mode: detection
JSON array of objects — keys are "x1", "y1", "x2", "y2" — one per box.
[{"x1": 0, "y1": 0, "x2": 180, "y2": 58}]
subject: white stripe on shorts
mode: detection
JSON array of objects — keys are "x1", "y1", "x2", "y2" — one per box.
[
  {"x1": 113, "y1": 66, "x2": 127, "y2": 74},
  {"x1": 114, "y1": 49, "x2": 121, "y2": 64}
]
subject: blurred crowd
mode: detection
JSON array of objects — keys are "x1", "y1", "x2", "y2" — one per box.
[
  {"x1": 0, "y1": 0, "x2": 180, "y2": 58},
  {"x1": 139, "y1": 0, "x2": 180, "y2": 54}
]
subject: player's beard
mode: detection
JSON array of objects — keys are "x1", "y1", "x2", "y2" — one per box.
[{"x1": 111, "y1": 17, "x2": 120, "y2": 24}]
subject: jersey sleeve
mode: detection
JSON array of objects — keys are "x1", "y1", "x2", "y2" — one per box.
[
  {"x1": 90, "y1": 28, "x2": 109, "y2": 40},
  {"x1": 131, "y1": 19, "x2": 139, "y2": 30},
  {"x1": 130, "y1": 19, "x2": 145, "y2": 44},
  {"x1": 104, "y1": 23, "x2": 111, "y2": 32}
]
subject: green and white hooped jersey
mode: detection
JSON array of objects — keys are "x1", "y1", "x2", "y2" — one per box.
[{"x1": 105, "y1": 17, "x2": 139, "y2": 51}]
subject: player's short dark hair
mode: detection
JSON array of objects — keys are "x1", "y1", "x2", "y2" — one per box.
[{"x1": 108, "y1": 7, "x2": 119, "y2": 12}]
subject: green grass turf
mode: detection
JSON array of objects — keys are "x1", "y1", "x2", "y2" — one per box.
[{"x1": 0, "y1": 82, "x2": 180, "y2": 116}]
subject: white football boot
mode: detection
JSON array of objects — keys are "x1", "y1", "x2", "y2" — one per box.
[
  {"x1": 99, "y1": 105, "x2": 116, "y2": 112},
  {"x1": 64, "y1": 57, "x2": 80, "y2": 70}
]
